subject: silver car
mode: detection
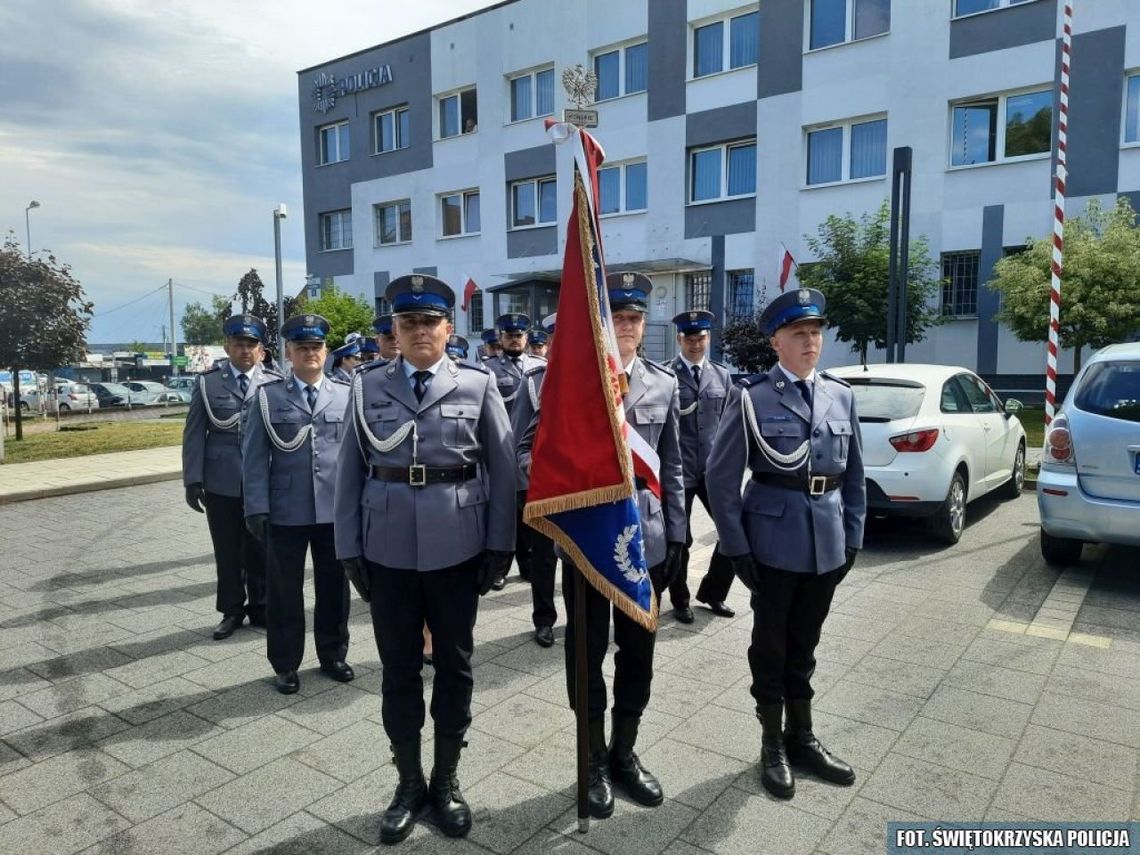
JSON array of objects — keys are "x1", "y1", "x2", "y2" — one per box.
[{"x1": 1037, "y1": 342, "x2": 1140, "y2": 564}]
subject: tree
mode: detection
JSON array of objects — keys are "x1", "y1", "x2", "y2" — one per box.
[
  {"x1": 721, "y1": 290, "x2": 778, "y2": 374},
  {"x1": 990, "y1": 196, "x2": 1140, "y2": 371},
  {"x1": 181, "y1": 295, "x2": 231, "y2": 345},
  {"x1": 124, "y1": 340, "x2": 148, "y2": 354},
  {"x1": 797, "y1": 200, "x2": 942, "y2": 365},
  {"x1": 230, "y1": 268, "x2": 299, "y2": 356},
  {"x1": 299, "y1": 284, "x2": 374, "y2": 350},
  {"x1": 0, "y1": 234, "x2": 93, "y2": 440}
]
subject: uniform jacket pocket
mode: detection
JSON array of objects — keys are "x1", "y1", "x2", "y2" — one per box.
[{"x1": 441, "y1": 402, "x2": 479, "y2": 449}]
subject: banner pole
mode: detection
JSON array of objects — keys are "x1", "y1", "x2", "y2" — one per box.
[{"x1": 574, "y1": 563, "x2": 590, "y2": 833}]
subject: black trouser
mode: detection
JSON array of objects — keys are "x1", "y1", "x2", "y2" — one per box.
[
  {"x1": 204, "y1": 491, "x2": 266, "y2": 620},
  {"x1": 669, "y1": 477, "x2": 734, "y2": 609},
  {"x1": 265, "y1": 523, "x2": 350, "y2": 674},
  {"x1": 748, "y1": 563, "x2": 840, "y2": 705},
  {"x1": 520, "y1": 492, "x2": 558, "y2": 629},
  {"x1": 511, "y1": 494, "x2": 532, "y2": 581},
  {"x1": 562, "y1": 560, "x2": 662, "y2": 721},
  {"x1": 368, "y1": 556, "x2": 481, "y2": 743}
]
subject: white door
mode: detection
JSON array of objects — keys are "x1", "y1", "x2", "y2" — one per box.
[{"x1": 956, "y1": 373, "x2": 1008, "y2": 491}]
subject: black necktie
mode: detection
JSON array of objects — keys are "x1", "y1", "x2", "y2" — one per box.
[
  {"x1": 510, "y1": 356, "x2": 521, "y2": 372},
  {"x1": 238, "y1": 374, "x2": 249, "y2": 396},
  {"x1": 691, "y1": 364, "x2": 701, "y2": 386},
  {"x1": 795, "y1": 379, "x2": 813, "y2": 411},
  {"x1": 412, "y1": 370, "x2": 431, "y2": 402},
  {"x1": 305, "y1": 384, "x2": 317, "y2": 410}
]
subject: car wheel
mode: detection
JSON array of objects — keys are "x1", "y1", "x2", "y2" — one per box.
[
  {"x1": 998, "y1": 442, "x2": 1026, "y2": 499},
  {"x1": 1040, "y1": 530, "x2": 1082, "y2": 566},
  {"x1": 930, "y1": 471, "x2": 967, "y2": 545},
  {"x1": 19, "y1": 401, "x2": 28, "y2": 412},
  {"x1": 59, "y1": 403, "x2": 70, "y2": 412}
]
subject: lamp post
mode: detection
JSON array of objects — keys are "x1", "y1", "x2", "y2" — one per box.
[
  {"x1": 273, "y1": 204, "x2": 287, "y2": 354},
  {"x1": 25, "y1": 201, "x2": 40, "y2": 259}
]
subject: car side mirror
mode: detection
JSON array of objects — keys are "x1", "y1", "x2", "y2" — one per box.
[{"x1": 1004, "y1": 398, "x2": 1023, "y2": 415}]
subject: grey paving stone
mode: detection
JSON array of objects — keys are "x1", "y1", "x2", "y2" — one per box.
[
  {"x1": 0, "y1": 802, "x2": 15, "y2": 825},
  {"x1": 465, "y1": 771, "x2": 574, "y2": 853},
  {"x1": 1046, "y1": 665, "x2": 1140, "y2": 713},
  {"x1": 1030, "y1": 691, "x2": 1140, "y2": 750},
  {"x1": 96, "y1": 675, "x2": 215, "y2": 725},
  {"x1": 992, "y1": 761, "x2": 1133, "y2": 821},
  {"x1": 895, "y1": 615, "x2": 983, "y2": 647},
  {"x1": 101, "y1": 649, "x2": 213, "y2": 690},
  {"x1": 670, "y1": 703, "x2": 762, "y2": 764},
  {"x1": 815, "y1": 680, "x2": 925, "y2": 732},
  {"x1": 0, "y1": 747, "x2": 130, "y2": 815},
  {"x1": 660, "y1": 645, "x2": 750, "y2": 689},
  {"x1": 89, "y1": 749, "x2": 235, "y2": 823},
  {"x1": 0, "y1": 700, "x2": 42, "y2": 736},
  {"x1": 190, "y1": 712, "x2": 321, "y2": 774},
  {"x1": 843, "y1": 655, "x2": 946, "y2": 700},
  {"x1": 860, "y1": 753, "x2": 998, "y2": 820},
  {"x1": 869, "y1": 633, "x2": 969, "y2": 671},
  {"x1": 891, "y1": 715, "x2": 1016, "y2": 781},
  {"x1": 486, "y1": 637, "x2": 566, "y2": 679},
  {"x1": 941, "y1": 658, "x2": 1047, "y2": 705},
  {"x1": 291, "y1": 718, "x2": 390, "y2": 784},
  {"x1": 185, "y1": 678, "x2": 303, "y2": 730},
  {"x1": 960, "y1": 631, "x2": 1061, "y2": 675},
  {"x1": 195, "y1": 755, "x2": 342, "y2": 834},
  {"x1": 24, "y1": 646, "x2": 133, "y2": 682},
  {"x1": 642, "y1": 671, "x2": 723, "y2": 721},
  {"x1": 511, "y1": 827, "x2": 608, "y2": 855},
  {"x1": 800, "y1": 709, "x2": 900, "y2": 773},
  {"x1": 182, "y1": 651, "x2": 280, "y2": 692},
  {"x1": 552, "y1": 793, "x2": 699, "y2": 855},
  {"x1": 276, "y1": 682, "x2": 378, "y2": 733},
  {"x1": 471, "y1": 661, "x2": 544, "y2": 709},
  {"x1": 222, "y1": 809, "x2": 370, "y2": 855},
  {"x1": 733, "y1": 760, "x2": 866, "y2": 821},
  {"x1": 819, "y1": 611, "x2": 897, "y2": 644},
  {"x1": 306, "y1": 764, "x2": 392, "y2": 844},
  {"x1": 98, "y1": 708, "x2": 222, "y2": 768},
  {"x1": 0, "y1": 668, "x2": 51, "y2": 702},
  {"x1": 14, "y1": 673, "x2": 133, "y2": 720},
  {"x1": 920, "y1": 685, "x2": 1032, "y2": 740},
  {"x1": 637, "y1": 738, "x2": 748, "y2": 810},
  {"x1": 470, "y1": 694, "x2": 573, "y2": 750},
  {"x1": 818, "y1": 795, "x2": 926, "y2": 855},
  {"x1": 3, "y1": 706, "x2": 130, "y2": 762},
  {"x1": 813, "y1": 634, "x2": 876, "y2": 667},
  {"x1": 1014, "y1": 724, "x2": 1139, "y2": 791},
  {"x1": 1055, "y1": 640, "x2": 1140, "y2": 680},
  {"x1": 0, "y1": 793, "x2": 130, "y2": 855},
  {"x1": 499, "y1": 730, "x2": 578, "y2": 797},
  {"x1": 81, "y1": 801, "x2": 247, "y2": 855},
  {"x1": 681, "y1": 786, "x2": 830, "y2": 854}
]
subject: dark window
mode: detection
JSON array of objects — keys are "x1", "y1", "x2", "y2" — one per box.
[
  {"x1": 955, "y1": 373, "x2": 996, "y2": 413},
  {"x1": 685, "y1": 272, "x2": 712, "y2": 312},
  {"x1": 727, "y1": 269, "x2": 754, "y2": 322},
  {"x1": 847, "y1": 379, "x2": 926, "y2": 421},
  {"x1": 941, "y1": 251, "x2": 979, "y2": 317},
  {"x1": 467, "y1": 289, "x2": 484, "y2": 334},
  {"x1": 1074, "y1": 361, "x2": 1140, "y2": 423},
  {"x1": 1004, "y1": 90, "x2": 1051, "y2": 158},
  {"x1": 951, "y1": 102, "x2": 997, "y2": 166}
]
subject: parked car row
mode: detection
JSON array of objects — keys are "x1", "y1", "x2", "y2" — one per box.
[{"x1": 7, "y1": 379, "x2": 197, "y2": 412}]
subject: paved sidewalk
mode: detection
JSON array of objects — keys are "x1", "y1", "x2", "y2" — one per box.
[{"x1": 0, "y1": 446, "x2": 181, "y2": 504}]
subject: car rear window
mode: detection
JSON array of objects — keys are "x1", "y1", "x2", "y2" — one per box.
[
  {"x1": 1074, "y1": 360, "x2": 1140, "y2": 423},
  {"x1": 845, "y1": 378, "x2": 926, "y2": 422}
]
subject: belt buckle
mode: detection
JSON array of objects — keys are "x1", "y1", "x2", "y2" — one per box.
[
  {"x1": 408, "y1": 464, "x2": 427, "y2": 487},
  {"x1": 809, "y1": 475, "x2": 827, "y2": 496}
]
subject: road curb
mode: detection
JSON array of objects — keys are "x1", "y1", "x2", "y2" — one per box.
[{"x1": 0, "y1": 470, "x2": 182, "y2": 505}]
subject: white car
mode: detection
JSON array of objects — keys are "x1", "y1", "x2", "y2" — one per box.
[
  {"x1": 828, "y1": 363, "x2": 1027, "y2": 544},
  {"x1": 1037, "y1": 342, "x2": 1140, "y2": 565},
  {"x1": 18, "y1": 382, "x2": 100, "y2": 414}
]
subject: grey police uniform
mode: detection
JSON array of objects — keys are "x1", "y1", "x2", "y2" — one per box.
[
  {"x1": 182, "y1": 358, "x2": 279, "y2": 621},
  {"x1": 242, "y1": 371, "x2": 352, "y2": 676},
  {"x1": 486, "y1": 352, "x2": 546, "y2": 419}
]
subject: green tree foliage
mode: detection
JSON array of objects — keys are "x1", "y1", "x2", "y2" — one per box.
[
  {"x1": 299, "y1": 285, "x2": 374, "y2": 350},
  {"x1": 181, "y1": 295, "x2": 231, "y2": 345},
  {"x1": 990, "y1": 197, "x2": 1140, "y2": 371},
  {"x1": 0, "y1": 233, "x2": 93, "y2": 439},
  {"x1": 797, "y1": 200, "x2": 941, "y2": 365},
  {"x1": 721, "y1": 297, "x2": 778, "y2": 374},
  {"x1": 230, "y1": 268, "x2": 299, "y2": 356}
]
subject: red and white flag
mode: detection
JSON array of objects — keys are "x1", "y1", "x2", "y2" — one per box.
[
  {"x1": 778, "y1": 243, "x2": 797, "y2": 292},
  {"x1": 460, "y1": 274, "x2": 478, "y2": 312}
]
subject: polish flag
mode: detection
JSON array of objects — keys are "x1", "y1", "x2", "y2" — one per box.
[
  {"x1": 778, "y1": 243, "x2": 797, "y2": 292},
  {"x1": 460, "y1": 274, "x2": 478, "y2": 311}
]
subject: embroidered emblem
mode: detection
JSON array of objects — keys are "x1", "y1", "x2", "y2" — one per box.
[
  {"x1": 614, "y1": 525, "x2": 648, "y2": 584},
  {"x1": 798, "y1": 289, "x2": 811, "y2": 305},
  {"x1": 411, "y1": 276, "x2": 424, "y2": 292},
  {"x1": 689, "y1": 312, "x2": 698, "y2": 321},
  {"x1": 775, "y1": 379, "x2": 786, "y2": 390},
  {"x1": 622, "y1": 272, "x2": 635, "y2": 286},
  {"x1": 305, "y1": 315, "x2": 315, "y2": 325}
]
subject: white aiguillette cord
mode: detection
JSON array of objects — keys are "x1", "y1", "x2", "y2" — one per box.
[
  {"x1": 256, "y1": 387, "x2": 312, "y2": 453},
  {"x1": 353, "y1": 372, "x2": 419, "y2": 464},
  {"x1": 198, "y1": 374, "x2": 241, "y2": 431},
  {"x1": 741, "y1": 386, "x2": 810, "y2": 472}
]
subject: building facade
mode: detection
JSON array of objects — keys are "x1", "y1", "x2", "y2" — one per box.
[{"x1": 297, "y1": 0, "x2": 1140, "y2": 384}]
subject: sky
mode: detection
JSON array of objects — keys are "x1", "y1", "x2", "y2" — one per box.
[{"x1": 0, "y1": 0, "x2": 494, "y2": 344}]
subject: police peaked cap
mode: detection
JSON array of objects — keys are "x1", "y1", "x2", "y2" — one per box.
[
  {"x1": 759, "y1": 288, "x2": 828, "y2": 336},
  {"x1": 281, "y1": 313, "x2": 331, "y2": 342},
  {"x1": 222, "y1": 314, "x2": 267, "y2": 342},
  {"x1": 673, "y1": 310, "x2": 715, "y2": 334},
  {"x1": 385, "y1": 274, "x2": 454, "y2": 317},
  {"x1": 606, "y1": 271, "x2": 652, "y2": 312},
  {"x1": 495, "y1": 313, "x2": 531, "y2": 332},
  {"x1": 372, "y1": 314, "x2": 394, "y2": 336}
]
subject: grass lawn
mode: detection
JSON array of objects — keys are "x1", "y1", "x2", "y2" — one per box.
[
  {"x1": 2, "y1": 420, "x2": 184, "y2": 464},
  {"x1": 1016, "y1": 406, "x2": 1046, "y2": 450}
]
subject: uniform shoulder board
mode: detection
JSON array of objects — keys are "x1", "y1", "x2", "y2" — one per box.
[
  {"x1": 459, "y1": 361, "x2": 489, "y2": 374},
  {"x1": 819, "y1": 370, "x2": 851, "y2": 388},
  {"x1": 524, "y1": 364, "x2": 546, "y2": 378},
  {"x1": 645, "y1": 360, "x2": 675, "y2": 377},
  {"x1": 201, "y1": 364, "x2": 222, "y2": 375},
  {"x1": 736, "y1": 373, "x2": 766, "y2": 388},
  {"x1": 358, "y1": 358, "x2": 388, "y2": 373},
  {"x1": 328, "y1": 374, "x2": 351, "y2": 386},
  {"x1": 709, "y1": 359, "x2": 731, "y2": 372},
  {"x1": 261, "y1": 374, "x2": 284, "y2": 386},
  {"x1": 262, "y1": 367, "x2": 284, "y2": 378}
]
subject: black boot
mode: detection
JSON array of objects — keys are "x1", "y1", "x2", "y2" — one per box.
[
  {"x1": 609, "y1": 714, "x2": 663, "y2": 806},
  {"x1": 587, "y1": 718, "x2": 614, "y2": 819},
  {"x1": 784, "y1": 698, "x2": 855, "y2": 786},
  {"x1": 756, "y1": 703, "x2": 795, "y2": 799},
  {"x1": 428, "y1": 735, "x2": 472, "y2": 837},
  {"x1": 380, "y1": 738, "x2": 427, "y2": 845}
]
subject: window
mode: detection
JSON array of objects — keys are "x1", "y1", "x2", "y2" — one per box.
[
  {"x1": 374, "y1": 200, "x2": 412, "y2": 246},
  {"x1": 689, "y1": 140, "x2": 757, "y2": 202},
  {"x1": 956, "y1": 373, "x2": 996, "y2": 413},
  {"x1": 318, "y1": 121, "x2": 350, "y2": 165},
  {"x1": 320, "y1": 209, "x2": 352, "y2": 251},
  {"x1": 1074, "y1": 361, "x2": 1140, "y2": 423},
  {"x1": 593, "y1": 41, "x2": 648, "y2": 100},
  {"x1": 1125, "y1": 72, "x2": 1140, "y2": 144},
  {"x1": 374, "y1": 106, "x2": 409, "y2": 154},
  {"x1": 941, "y1": 251, "x2": 979, "y2": 317},
  {"x1": 727, "y1": 270, "x2": 755, "y2": 322},
  {"x1": 685, "y1": 272, "x2": 712, "y2": 312},
  {"x1": 440, "y1": 190, "x2": 480, "y2": 237},
  {"x1": 467, "y1": 289, "x2": 484, "y2": 334},
  {"x1": 598, "y1": 160, "x2": 648, "y2": 215},
  {"x1": 693, "y1": 10, "x2": 759, "y2": 77},
  {"x1": 511, "y1": 177, "x2": 557, "y2": 228},
  {"x1": 509, "y1": 67, "x2": 555, "y2": 122},
  {"x1": 806, "y1": 117, "x2": 887, "y2": 184},
  {"x1": 950, "y1": 88, "x2": 1051, "y2": 166},
  {"x1": 953, "y1": 0, "x2": 1036, "y2": 18},
  {"x1": 375, "y1": 296, "x2": 392, "y2": 316},
  {"x1": 808, "y1": 0, "x2": 890, "y2": 50},
  {"x1": 438, "y1": 88, "x2": 478, "y2": 138}
]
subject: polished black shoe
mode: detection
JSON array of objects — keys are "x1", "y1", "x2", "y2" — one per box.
[
  {"x1": 429, "y1": 735, "x2": 472, "y2": 837},
  {"x1": 757, "y1": 703, "x2": 794, "y2": 798},
  {"x1": 534, "y1": 625, "x2": 555, "y2": 648},
  {"x1": 320, "y1": 660, "x2": 355, "y2": 683},
  {"x1": 784, "y1": 699, "x2": 855, "y2": 785},
  {"x1": 212, "y1": 614, "x2": 243, "y2": 640},
  {"x1": 587, "y1": 718, "x2": 614, "y2": 819},
  {"x1": 609, "y1": 714, "x2": 663, "y2": 806},
  {"x1": 381, "y1": 738, "x2": 428, "y2": 845},
  {"x1": 673, "y1": 605, "x2": 695, "y2": 624},
  {"x1": 274, "y1": 670, "x2": 300, "y2": 695},
  {"x1": 697, "y1": 597, "x2": 735, "y2": 618},
  {"x1": 490, "y1": 575, "x2": 507, "y2": 592}
]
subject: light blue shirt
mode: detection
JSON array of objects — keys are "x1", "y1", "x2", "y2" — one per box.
[
  {"x1": 777, "y1": 363, "x2": 816, "y2": 389},
  {"x1": 402, "y1": 355, "x2": 447, "y2": 393}
]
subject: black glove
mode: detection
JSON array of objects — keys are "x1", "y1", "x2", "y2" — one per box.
[
  {"x1": 728, "y1": 553, "x2": 762, "y2": 595},
  {"x1": 661, "y1": 542, "x2": 685, "y2": 588},
  {"x1": 836, "y1": 547, "x2": 858, "y2": 583},
  {"x1": 341, "y1": 557, "x2": 370, "y2": 602},
  {"x1": 184, "y1": 483, "x2": 206, "y2": 513},
  {"x1": 245, "y1": 514, "x2": 269, "y2": 543},
  {"x1": 477, "y1": 550, "x2": 514, "y2": 596}
]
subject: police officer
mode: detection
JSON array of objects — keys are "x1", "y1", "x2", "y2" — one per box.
[
  {"x1": 527, "y1": 328, "x2": 549, "y2": 359},
  {"x1": 334, "y1": 274, "x2": 515, "y2": 844},
  {"x1": 360, "y1": 337, "x2": 380, "y2": 363},
  {"x1": 374, "y1": 314, "x2": 400, "y2": 362},
  {"x1": 485, "y1": 313, "x2": 546, "y2": 590},
  {"x1": 666, "y1": 310, "x2": 736, "y2": 624},
  {"x1": 329, "y1": 334, "x2": 363, "y2": 381},
  {"x1": 182, "y1": 314, "x2": 280, "y2": 640},
  {"x1": 706, "y1": 287, "x2": 865, "y2": 800},
  {"x1": 479, "y1": 328, "x2": 500, "y2": 361},
  {"x1": 446, "y1": 334, "x2": 469, "y2": 362},
  {"x1": 242, "y1": 314, "x2": 353, "y2": 694}
]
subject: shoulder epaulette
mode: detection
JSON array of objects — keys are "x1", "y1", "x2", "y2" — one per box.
[
  {"x1": 261, "y1": 375, "x2": 284, "y2": 386},
  {"x1": 736, "y1": 373, "x2": 766, "y2": 388},
  {"x1": 645, "y1": 360, "x2": 675, "y2": 377},
  {"x1": 820, "y1": 370, "x2": 851, "y2": 388},
  {"x1": 328, "y1": 374, "x2": 351, "y2": 386},
  {"x1": 358, "y1": 358, "x2": 389, "y2": 373},
  {"x1": 202, "y1": 365, "x2": 221, "y2": 375},
  {"x1": 524, "y1": 364, "x2": 547, "y2": 378},
  {"x1": 460, "y1": 361, "x2": 489, "y2": 374},
  {"x1": 262, "y1": 367, "x2": 284, "y2": 379},
  {"x1": 709, "y1": 359, "x2": 731, "y2": 371}
]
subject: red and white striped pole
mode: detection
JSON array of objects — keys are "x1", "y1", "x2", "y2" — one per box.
[{"x1": 1045, "y1": 0, "x2": 1073, "y2": 426}]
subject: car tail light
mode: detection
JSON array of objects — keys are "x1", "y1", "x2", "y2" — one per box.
[
  {"x1": 1043, "y1": 415, "x2": 1075, "y2": 465},
  {"x1": 889, "y1": 428, "x2": 940, "y2": 452}
]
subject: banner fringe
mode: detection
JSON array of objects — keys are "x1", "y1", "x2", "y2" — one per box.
[{"x1": 523, "y1": 484, "x2": 632, "y2": 522}]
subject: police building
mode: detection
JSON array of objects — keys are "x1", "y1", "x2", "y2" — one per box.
[{"x1": 297, "y1": 0, "x2": 1140, "y2": 385}]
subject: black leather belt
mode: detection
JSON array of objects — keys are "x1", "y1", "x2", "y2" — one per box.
[
  {"x1": 372, "y1": 464, "x2": 477, "y2": 486},
  {"x1": 752, "y1": 472, "x2": 841, "y2": 496}
]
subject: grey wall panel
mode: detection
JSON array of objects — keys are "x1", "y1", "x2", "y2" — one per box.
[
  {"x1": 648, "y1": 0, "x2": 687, "y2": 121},
  {"x1": 686, "y1": 102, "x2": 758, "y2": 148},
  {"x1": 758, "y1": 0, "x2": 804, "y2": 98},
  {"x1": 373, "y1": 271, "x2": 390, "y2": 301},
  {"x1": 710, "y1": 234, "x2": 726, "y2": 360},
  {"x1": 949, "y1": 0, "x2": 1056, "y2": 59},
  {"x1": 504, "y1": 144, "x2": 556, "y2": 182},
  {"x1": 411, "y1": 266, "x2": 438, "y2": 276},
  {"x1": 684, "y1": 198, "x2": 756, "y2": 239},
  {"x1": 506, "y1": 227, "x2": 557, "y2": 258},
  {"x1": 976, "y1": 204, "x2": 1004, "y2": 376},
  {"x1": 1064, "y1": 27, "x2": 1125, "y2": 198}
]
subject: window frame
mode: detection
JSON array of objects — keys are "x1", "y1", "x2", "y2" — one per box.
[
  {"x1": 438, "y1": 189, "x2": 481, "y2": 239},
  {"x1": 951, "y1": 0, "x2": 1042, "y2": 21},
  {"x1": 591, "y1": 39, "x2": 649, "y2": 101},
  {"x1": 317, "y1": 120, "x2": 350, "y2": 166},
  {"x1": 373, "y1": 105, "x2": 410, "y2": 155},
  {"x1": 437, "y1": 86, "x2": 478, "y2": 140},
  {"x1": 597, "y1": 159, "x2": 648, "y2": 217},
  {"x1": 467, "y1": 288, "x2": 484, "y2": 334},
  {"x1": 940, "y1": 250, "x2": 980, "y2": 318},
  {"x1": 507, "y1": 65, "x2": 556, "y2": 124},
  {"x1": 805, "y1": 0, "x2": 891, "y2": 52},
  {"x1": 727, "y1": 269, "x2": 756, "y2": 323},
  {"x1": 373, "y1": 199, "x2": 413, "y2": 247},
  {"x1": 948, "y1": 86, "x2": 1053, "y2": 168},
  {"x1": 804, "y1": 115, "x2": 888, "y2": 187},
  {"x1": 509, "y1": 176, "x2": 558, "y2": 230},
  {"x1": 319, "y1": 209, "x2": 353, "y2": 252},
  {"x1": 1123, "y1": 70, "x2": 1140, "y2": 146},
  {"x1": 687, "y1": 139, "x2": 758, "y2": 204},
  {"x1": 691, "y1": 8, "x2": 760, "y2": 79}
]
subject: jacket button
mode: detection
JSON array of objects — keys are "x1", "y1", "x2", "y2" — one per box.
[{"x1": 813, "y1": 429, "x2": 821, "y2": 437}]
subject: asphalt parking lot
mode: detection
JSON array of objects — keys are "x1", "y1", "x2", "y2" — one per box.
[{"x1": 0, "y1": 482, "x2": 1136, "y2": 854}]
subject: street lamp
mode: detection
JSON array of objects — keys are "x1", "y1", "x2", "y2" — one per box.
[
  {"x1": 25, "y1": 200, "x2": 40, "y2": 259},
  {"x1": 273, "y1": 204, "x2": 287, "y2": 354}
]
